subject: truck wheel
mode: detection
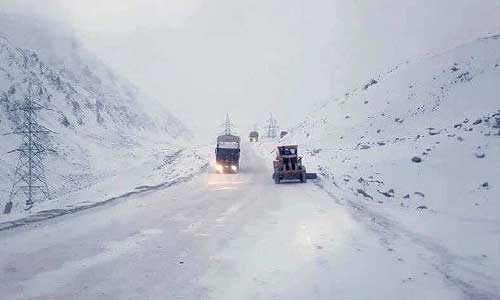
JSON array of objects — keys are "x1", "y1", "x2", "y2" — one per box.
[{"x1": 274, "y1": 175, "x2": 281, "y2": 184}]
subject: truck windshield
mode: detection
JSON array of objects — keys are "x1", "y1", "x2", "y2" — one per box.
[{"x1": 217, "y1": 148, "x2": 240, "y2": 155}]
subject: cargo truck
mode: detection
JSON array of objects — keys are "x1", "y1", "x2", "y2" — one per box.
[{"x1": 215, "y1": 134, "x2": 241, "y2": 173}]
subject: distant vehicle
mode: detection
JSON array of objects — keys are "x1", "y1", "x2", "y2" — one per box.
[
  {"x1": 272, "y1": 145, "x2": 316, "y2": 184},
  {"x1": 249, "y1": 131, "x2": 259, "y2": 142},
  {"x1": 215, "y1": 134, "x2": 241, "y2": 173},
  {"x1": 280, "y1": 131, "x2": 288, "y2": 138}
]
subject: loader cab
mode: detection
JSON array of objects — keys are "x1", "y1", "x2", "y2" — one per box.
[
  {"x1": 279, "y1": 146, "x2": 296, "y2": 156},
  {"x1": 277, "y1": 145, "x2": 300, "y2": 171}
]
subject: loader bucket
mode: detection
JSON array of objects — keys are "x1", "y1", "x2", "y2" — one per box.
[{"x1": 306, "y1": 173, "x2": 318, "y2": 180}]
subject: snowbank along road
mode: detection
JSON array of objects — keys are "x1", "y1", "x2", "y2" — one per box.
[{"x1": 0, "y1": 143, "x2": 495, "y2": 300}]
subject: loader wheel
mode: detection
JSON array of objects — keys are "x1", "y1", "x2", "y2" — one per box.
[{"x1": 300, "y1": 172, "x2": 307, "y2": 183}]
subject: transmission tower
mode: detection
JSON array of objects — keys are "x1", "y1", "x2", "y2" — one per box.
[
  {"x1": 3, "y1": 95, "x2": 52, "y2": 214},
  {"x1": 267, "y1": 114, "x2": 279, "y2": 138},
  {"x1": 222, "y1": 113, "x2": 235, "y2": 135}
]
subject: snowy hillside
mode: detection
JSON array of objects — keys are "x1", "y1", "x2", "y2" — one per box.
[
  {"x1": 278, "y1": 34, "x2": 500, "y2": 296},
  {"x1": 0, "y1": 15, "x2": 193, "y2": 214}
]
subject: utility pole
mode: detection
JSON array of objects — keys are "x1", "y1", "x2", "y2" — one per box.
[
  {"x1": 4, "y1": 94, "x2": 52, "y2": 214},
  {"x1": 267, "y1": 114, "x2": 279, "y2": 138}
]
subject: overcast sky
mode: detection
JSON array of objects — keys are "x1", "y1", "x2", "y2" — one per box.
[{"x1": 3, "y1": 0, "x2": 500, "y2": 137}]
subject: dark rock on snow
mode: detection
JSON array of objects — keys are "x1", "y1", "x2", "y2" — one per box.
[
  {"x1": 363, "y1": 79, "x2": 378, "y2": 90},
  {"x1": 428, "y1": 128, "x2": 440, "y2": 135},
  {"x1": 378, "y1": 189, "x2": 395, "y2": 198},
  {"x1": 357, "y1": 189, "x2": 373, "y2": 200},
  {"x1": 412, "y1": 156, "x2": 422, "y2": 163}
]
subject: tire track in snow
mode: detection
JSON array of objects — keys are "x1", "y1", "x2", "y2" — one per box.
[
  {"x1": 0, "y1": 162, "x2": 208, "y2": 233},
  {"x1": 315, "y1": 180, "x2": 500, "y2": 300}
]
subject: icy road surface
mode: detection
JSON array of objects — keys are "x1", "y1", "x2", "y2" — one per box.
[{"x1": 0, "y1": 144, "x2": 477, "y2": 300}]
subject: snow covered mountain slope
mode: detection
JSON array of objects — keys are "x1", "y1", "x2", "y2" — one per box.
[
  {"x1": 0, "y1": 15, "x2": 191, "y2": 214},
  {"x1": 278, "y1": 34, "x2": 500, "y2": 296}
]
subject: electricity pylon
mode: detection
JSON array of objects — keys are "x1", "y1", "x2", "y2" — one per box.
[
  {"x1": 4, "y1": 95, "x2": 52, "y2": 214},
  {"x1": 222, "y1": 113, "x2": 235, "y2": 135},
  {"x1": 267, "y1": 114, "x2": 279, "y2": 138}
]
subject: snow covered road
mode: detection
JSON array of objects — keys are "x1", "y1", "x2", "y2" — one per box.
[{"x1": 0, "y1": 143, "x2": 487, "y2": 300}]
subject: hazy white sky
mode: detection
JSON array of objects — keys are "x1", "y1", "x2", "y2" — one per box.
[{"x1": 3, "y1": 0, "x2": 500, "y2": 136}]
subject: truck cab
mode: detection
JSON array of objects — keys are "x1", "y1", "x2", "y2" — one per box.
[{"x1": 249, "y1": 131, "x2": 259, "y2": 142}]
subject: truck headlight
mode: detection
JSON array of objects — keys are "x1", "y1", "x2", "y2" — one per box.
[
  {"x1": 216, "y1": 164, "x2": 223, "y2": 173},
  {"x1": 231, "y1": 165, "x2": 238, "y2": 171}
]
